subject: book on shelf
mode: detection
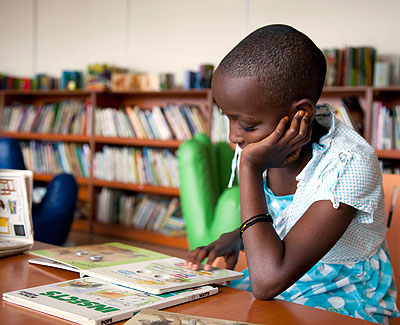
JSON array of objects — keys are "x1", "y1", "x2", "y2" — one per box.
[
  {"x1": 341, "y1": 96, "x2": 364, "y2": 134},
  {"x1": 93, "y1": 146, "x2": 178, "y2": 187},
  {"x1": 95, "y1": 189, "x2": 184, "y2": 234},
  {"x1": 373, "y1": 62, "x2": 391, "y2": 87},
  {"x1": 322, "y1": 46, "x2": 376, "y2": 86},
  {"x1": 371, "y1": 102, "x2": 400, "y2": 150},
  {"x1": 0, "y1": 169, "x2": 33, "y2": 258},
  {"x1": 152, "y1": 106, "x2": 173, "y2": 140},
  {"x1": 2, "y1": 277, "x2": 218, "y2": 325},
  {"x1": 125, "y1": 308, "x2": 258, "y2": 325},
  {"x1": 211, "y1": 104, "x2": 230, "y2": 143},
  {"x1": 28, "y1": 242, "x2": 243, "y2": 295},
  {"x1": 3, "y1": 100, "x2": 90, "y2": 135},
  {"x1": 94, "y1": 103, "x2": 207, "y2": 140},
  {"x1": 323, "y1": 102, "x2": 360, "y2": 132},
  {"x1": 20, "y1": 141, "x2": 90, "y2": 178}
]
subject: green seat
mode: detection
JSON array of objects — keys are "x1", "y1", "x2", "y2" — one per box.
[{"x1": 177, "y1": 133, "x2": 240, "y2": 250}]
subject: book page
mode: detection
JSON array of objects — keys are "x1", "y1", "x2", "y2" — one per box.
[{"x1": 85, "y1": 257, "x2": 243, "y2": 294}]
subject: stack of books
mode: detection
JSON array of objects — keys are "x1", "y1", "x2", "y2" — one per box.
[{"x1": 3, "y1": 242, "x2": 243, "y2": 325}]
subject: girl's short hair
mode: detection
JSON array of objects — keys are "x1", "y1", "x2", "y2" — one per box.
[{"x1": 218, "y1": 24, "x2": 327, "y2": 107}]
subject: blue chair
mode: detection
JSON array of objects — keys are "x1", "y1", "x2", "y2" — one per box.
[{"x1": 0, "y1": 138, "x2": 78, "y2": 245}]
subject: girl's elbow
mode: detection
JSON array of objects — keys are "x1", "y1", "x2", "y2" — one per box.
[{"x1": 251, "y1": 279, "x2": 282, "y2": 300}]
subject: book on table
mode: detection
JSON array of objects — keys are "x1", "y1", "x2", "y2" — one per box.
[
  {"x1": 0, "y1": 169, "x2": 33, "y2": 257},
  {"x1": 124, "y1": 308, "x2": 258, "y2": 325},
  {"x1": 2, "y1": 277, "x2": 218, "y2": 325},
  {"x1": 28, "y1": 242, "x2": 244, "y2": 294}
]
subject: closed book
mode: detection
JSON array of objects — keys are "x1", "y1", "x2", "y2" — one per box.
[
  {"x1": 137, "y1": 109, "x2": 155, "y2": 139},
  {"x1": 125, "y1": 106, "x2": 146, "y2": 139},
  {"x1": 173, "y1": 105, "x2": 192, "y2": 139},
  {"x1": 3, "y1": 277, "x2": 218, "y2": 325},
  {"x1": 151, "y1": 106, "x2": 173, "y2": 140},
  {"x1": 125, "y1": 309, "x2": 258, "y2": 325},
  {"x1": 163, "y1": 105, "x2": 185, "y2": 140}
]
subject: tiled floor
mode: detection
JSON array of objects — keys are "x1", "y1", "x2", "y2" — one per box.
[{"x1": 65, "y1": 230, "x2": 188, "y2": 259}]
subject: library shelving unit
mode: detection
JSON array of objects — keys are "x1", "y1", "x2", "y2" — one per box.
[
  {"x1": 320, "y1": 86, "x2": 400, "y2": 163},
  {"x1": 1, "y1": 86, "x2": 399, "y2": 248},
  {"x1": 0, "y1": 89, "x2": 214, "y2": 249}
]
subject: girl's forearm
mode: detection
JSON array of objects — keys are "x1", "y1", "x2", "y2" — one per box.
[{"x1": 239, "y1": 161, "x2": 289, "y2": 299}]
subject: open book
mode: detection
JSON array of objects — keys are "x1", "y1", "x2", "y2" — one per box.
[
  {"x1": 29, "y1": 242, "x2": 243, "y2": 294},
  {"x1": 0, "y1": 169, "x2": 33, "y2": 257},
  {"x1": 2, "y1": 277, "x2": 217, "y2": 325}
]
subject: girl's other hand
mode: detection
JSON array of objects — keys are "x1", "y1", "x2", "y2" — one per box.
[
  {"x1": 184, "y1": 229, "x2": 242, "y2": 271},
  {"x1": 241, "y1": 110, "x2": 311, "y2": 171}
]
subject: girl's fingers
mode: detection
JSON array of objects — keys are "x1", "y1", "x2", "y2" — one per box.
[
  {"x1": 279, "y1": 110, "x2": 304, "y2": 143},
  {"x1": 205, "y1": 249, "x2": 221, "y2": 270},
  {"x1": 289, "y1": 111, "x2": 311, "y2": 146},
  {"x1": 224, "y1": 254, "x2": 238, "y2": 270},
  {"x1": 189, "y1": 246, "x2": 213, "y2": 270},
  {"x1": 267, "y1": 116, "x2": 290, "y2": 143},
  {"x1": 185, "y1": 247, "x2": 205, "y2": 266}
]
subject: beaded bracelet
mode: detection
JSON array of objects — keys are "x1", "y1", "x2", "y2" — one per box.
[{"x1": 239, "y1": 213, "x2": 273, "y2": 239}]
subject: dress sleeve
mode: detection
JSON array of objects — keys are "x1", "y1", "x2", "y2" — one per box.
[{"x1": 315, "y1": 149, "x2": 382, "y2": 224}]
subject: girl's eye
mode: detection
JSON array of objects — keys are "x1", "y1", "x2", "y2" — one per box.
[{"x1": 239, "y1": 125, "x2": 256, "y2": 131}]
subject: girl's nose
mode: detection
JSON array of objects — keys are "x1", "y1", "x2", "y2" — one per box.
[{"x1": 229, "y1": 123, "x2": 244, "y2": 145}]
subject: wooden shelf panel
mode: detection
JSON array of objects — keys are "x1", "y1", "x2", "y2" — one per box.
[
  {"x1": 376, "y1": 150, "x2": 400, "y2": 160},
  {"x1": 1, "y1": 132, "x2": 90, "y2": 143},
  {"x1": 321, "y1": 86, "x2": 370, "y2": 97},
  {"x1": 71, "y1": 219, "x2": 90, "y2": 232},
  {"x1": 93, "y1": 179, "x2": 180, "y2": 196},
  {"x1": 88, "y1": 221, "x2": 188, "y2": 250},
  {"x1": 94, "y1": 136, "x2": 182, "y2": 148},
  {"x1": 33, "y1": 173, "x2": 89, "y2": 185},
  {"x1": 373, "y1": 86, "x2": 400, "y2": 94},
  {"x1": 107, "y1": 89, "x2": 210, "y2": 97},
  {"x1": 1, "y1": 90, "x2": 91, "y2": 96},
  {"x1": 0, "y1": 89, "x2": 209, "y2": 96}
]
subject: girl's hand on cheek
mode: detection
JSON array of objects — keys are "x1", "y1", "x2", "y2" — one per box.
[{"x1": 241, "y1": 110, "x2": 311, "y2": 171}]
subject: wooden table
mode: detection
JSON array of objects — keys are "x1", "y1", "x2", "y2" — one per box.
[{"x1": 0, "y1": 242, "x2": 371, "y2": 324}]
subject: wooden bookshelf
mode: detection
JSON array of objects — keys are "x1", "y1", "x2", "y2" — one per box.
[
  {"x1": 3, "y1": 87, "x2": 400, "y2": 248},
  {"x1": 2, "y1": 131, "x2": 91, "y2": 143},
  {"x1": 320, "y1": 86, "x2": 400, "y2": 173},
  {"x1": 93, "y1": 136, "x2": 182, "y2": 148},
  {"x1": 376, "y1": 150, "x2": 400, "y2": 160},
  {"x1": 70, "y1": 219, "x2": 188, "y2": 249},
  {"x1": 93, "y1": 179, "x2": 180, "y2": 196},
  {"x1": 0, "y1": 89, "x2": 213, "y2": 249},
  {"x1": 33, "y1": 172, "x2": 89, "y2": 185}
]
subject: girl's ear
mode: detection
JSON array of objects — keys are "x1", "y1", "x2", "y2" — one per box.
[{"x1": 294, "y1": 99, "x2": 316, "y2": 123}]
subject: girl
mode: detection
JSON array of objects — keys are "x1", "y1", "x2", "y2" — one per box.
[{"x1": 185, "y1": 24, "x2": 399, "y2": 324}]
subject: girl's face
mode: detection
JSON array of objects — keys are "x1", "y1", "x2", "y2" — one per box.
[{"x1": 212, "y1": 70, "x2": 290, "y2": 149}]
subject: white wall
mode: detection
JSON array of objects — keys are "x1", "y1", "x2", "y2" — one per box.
[{"x1": 1, "y1": 0, "x2": 400, "y2": 85}]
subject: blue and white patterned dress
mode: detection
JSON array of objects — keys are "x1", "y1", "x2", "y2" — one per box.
[{"x1": 229, "y1": 106, "x2": 400, "y2": 324}]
